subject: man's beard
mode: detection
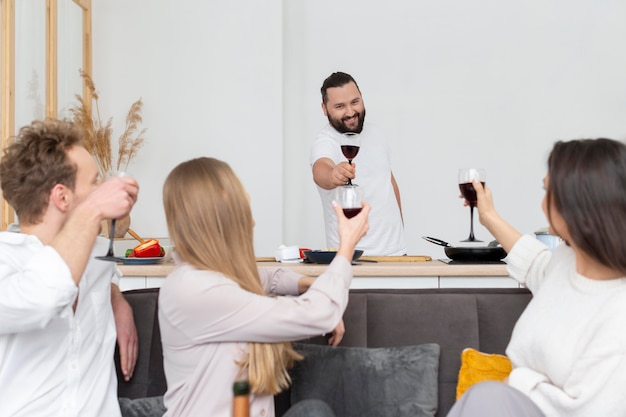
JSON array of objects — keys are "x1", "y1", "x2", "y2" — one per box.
[{"x1": 328, "y1": 108, "x2": 366, "y2": 134}]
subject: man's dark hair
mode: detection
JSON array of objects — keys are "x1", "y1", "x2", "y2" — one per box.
[{"x1": 320, "y1": 72, "x2": 361, "y2": 104}]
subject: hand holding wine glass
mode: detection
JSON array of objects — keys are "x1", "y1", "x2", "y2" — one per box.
[
  {"x1": 95, "y1": 171, "x2": 138, "y2": 220},
  {"x1": 94, "y1": 171, "x2": 139, "y2": 261},
  {"x1": 458, "y1": 168, "x2": 486, "y2": 242},
  {"x1": 341, "y1": 132, "x2": 360, "y2": 185},
  {"x1": 336, "y1": 184, "x2": 364, "y2": 219}
]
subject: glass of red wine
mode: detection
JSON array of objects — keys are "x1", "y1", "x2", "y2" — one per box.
[
  {"x1": 458, "y1": 168, "x2": 486, "y2": 242},
  {"x1": 340, "y1": 132, "x2": 360, "y2": 185},
  {"x1": 95, "y1": 171, "x2": 131, "y2": 262},
  {"x1": 336, "y1": 184, "x2": 363, "y2": 219}
]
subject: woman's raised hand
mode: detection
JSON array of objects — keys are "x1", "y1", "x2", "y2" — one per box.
[{"x1": 472, "y1": 180, "x2": 496, "y2": 225}]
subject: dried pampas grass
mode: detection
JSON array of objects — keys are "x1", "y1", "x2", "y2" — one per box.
[{"x1": 69, "y1": 70, "x2": 146, "y2": 177}]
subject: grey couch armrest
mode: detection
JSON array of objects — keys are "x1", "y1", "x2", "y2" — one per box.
[{"x1": 115, "y1": 288, "x2": 167, "y2": 399}]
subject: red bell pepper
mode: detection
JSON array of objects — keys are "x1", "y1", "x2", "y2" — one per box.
[{"x1": 133, "y1": 239, "x2": 162, "y2": 258}]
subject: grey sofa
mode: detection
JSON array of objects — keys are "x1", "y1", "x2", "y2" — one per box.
[{"x1": 115, "y1": 287, "x2": 532, "y2": 417}]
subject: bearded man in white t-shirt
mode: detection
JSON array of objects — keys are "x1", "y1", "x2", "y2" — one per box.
[{"x1": 310, "y1": 72, "x2": 406, "y2": 256}]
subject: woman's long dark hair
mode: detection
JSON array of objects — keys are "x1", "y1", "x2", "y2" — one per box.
[{"x1": 546, "y1": 138, "x2": 626, "y2": 275}]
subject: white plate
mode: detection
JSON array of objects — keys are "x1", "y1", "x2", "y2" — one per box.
[
  {"x1": 120, "y1": 257, "x2": 164, "y2": 265},
  {"x1": 280, "y1": 259, "x2": 303, "y2": 264}
]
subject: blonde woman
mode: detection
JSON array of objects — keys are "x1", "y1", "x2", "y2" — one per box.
[{"x1": 158, "y1": 157, "x2": 370, "y2": 417}]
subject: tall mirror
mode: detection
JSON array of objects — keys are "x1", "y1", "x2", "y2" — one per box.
[
  {"x1": 57, "y1": 0, "x2": 83, "y2": 120},
  {"x1": 0, "y1": 0, "x2": 91, "y2": 230},
  {"x1": 15, "y1": 0, "x2": 46, "y2": 129}
]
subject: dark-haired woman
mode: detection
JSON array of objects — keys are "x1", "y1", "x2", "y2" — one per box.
[{"x1": 448, "y1": 138, "x2": 626, "y2": 417}]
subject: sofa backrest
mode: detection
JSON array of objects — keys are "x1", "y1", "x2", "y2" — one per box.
[
  {"x1": 276, "y1": 288, "x2": 532, "y2": 417},
  {"x1": 116, "y1": 287, "x2": 532, "y2": 417},
  {"x1": 340, "y1": 288, "x2": 532, "y2": 416}
]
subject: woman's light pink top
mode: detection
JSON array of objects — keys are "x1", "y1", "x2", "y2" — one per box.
[{"x1": 158, "y1": 256, "x2": 352, "y2": 417}]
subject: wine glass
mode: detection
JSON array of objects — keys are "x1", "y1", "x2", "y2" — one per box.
[
  {"x1": 95, "y1": 171, "x2": 130, "y2": 261},
  {"x1": 336, "y1": 184, "x2": 363, "y2": 218},
  {"x1": 458, "y1": 168, "x2": 486, "y2": 242},
  {"x1": 340, "y1": 132, "x2": 360, "y2": 185}
]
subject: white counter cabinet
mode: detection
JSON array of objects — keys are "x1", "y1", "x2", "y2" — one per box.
[{"x1": 118, "y1": 260, "x2": 518, "y2": 290}]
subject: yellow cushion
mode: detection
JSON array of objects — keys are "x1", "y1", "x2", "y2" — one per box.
[{"x1": 456, "y1": 348, "x2": 512, "y2": 400}]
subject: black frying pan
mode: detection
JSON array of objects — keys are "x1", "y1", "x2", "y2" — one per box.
[{"x1": 422, "y1": 236, "x2": 507, "y2": 262}]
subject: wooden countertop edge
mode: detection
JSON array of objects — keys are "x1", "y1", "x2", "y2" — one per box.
[{"x1": 118, "y1": 260, "x2": 509, "y2": 277}]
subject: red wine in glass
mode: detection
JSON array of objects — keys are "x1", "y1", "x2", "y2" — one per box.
[
  {"x1": 459, "y1": 182, "x2": 485, "y2": 205},
  {"x1": 341, "y1": 145, "x2": 360, "y2": 161},
  {"x1": 337, "y1": 184, "x2": 363, "y2": 219},
  {"x1": 341, "y1": 133, "x2": 360, "y2": 185},
  {"x1": 458, "y1": 169, "x2": 486, "y2": 242},
  {"x1": 342, "y1": 207, "x2": 363, "y2": 219}
]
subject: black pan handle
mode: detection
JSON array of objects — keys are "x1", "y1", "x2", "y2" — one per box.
[{"x1": 421, "y1": 236, "x2": 451, "y2": 247}]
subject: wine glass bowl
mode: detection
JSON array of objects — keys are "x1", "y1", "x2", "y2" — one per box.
[
  {"x1": 340, "y1": 132, "x2": 360, "y2": 185},
  {"x1": 458, "y1": 168, "x2": 486, "y2": 242},
  {"x1": 95, "y1": 171, "x2": 132, "y2": 262},
  {"x1": 336, "y1": 184, "x2": 363, "y2": 218}
]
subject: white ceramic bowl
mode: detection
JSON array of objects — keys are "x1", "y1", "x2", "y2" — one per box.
[
  {"x1": 534, "y1": 233, "x2": 562, "y2": 251},
  {"x1": 274, "y1": 245, "x2": 300, "y2": 262}
]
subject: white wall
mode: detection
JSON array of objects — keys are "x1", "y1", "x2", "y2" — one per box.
[
  {"x1": 93, "y1": 0, "x2": 626, "y2": 257},
  {"x1": 92, "y1": 0, "x2": 284, "y2": 254}
]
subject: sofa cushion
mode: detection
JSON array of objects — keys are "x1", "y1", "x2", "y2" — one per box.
[
  {"x1": 475, "y1": 292, "x2": 532, "y2": 354},
  {"x1": 290, "y1": 343, "x2": 440, "y2": 417},
  {"x1": 119, "y1": 396, "x2": 166, "y2": 417},
  {"x1": 361, "y1": 293, "x2": 480, "y2": 416},
  {"x1": 455, "y1": 348, "x2": 511, "y2": 399}
]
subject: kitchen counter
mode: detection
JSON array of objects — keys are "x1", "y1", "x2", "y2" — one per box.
[
  {"x1": 118, "y1": 259, "x2": 508, "y2": 277},
  {"x1": 118, "y1": 259, "x2": 516, "y2": 290}
]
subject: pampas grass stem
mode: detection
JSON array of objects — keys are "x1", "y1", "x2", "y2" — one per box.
[{"x1": 69, "y1": 70, "x2": 146, "y2": 177}]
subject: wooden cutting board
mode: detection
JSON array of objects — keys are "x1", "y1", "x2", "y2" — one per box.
[
  {"x1": 256, "y1": 257, "x2": 278, "y2": 262},
  {"x1": 359, "y1": 255, "x2": 432, "y2": 262}
]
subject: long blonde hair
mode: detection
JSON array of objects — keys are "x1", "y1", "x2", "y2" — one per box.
[{"x1": 162, "y1": 157, "x2": 302, "y2": 395}]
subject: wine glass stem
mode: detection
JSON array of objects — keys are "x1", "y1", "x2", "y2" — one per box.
[
  {"x1": 468, "y1": 205, "x2": 476, "y2": 241},
  {"x1": 107, "y1": 219, "x2": 116, "y2": 256},
  {"x1": 347, "y1": 161, "x2": 352, "y2": 185}
]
